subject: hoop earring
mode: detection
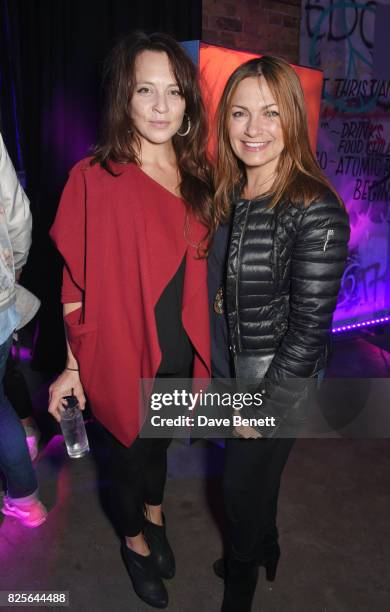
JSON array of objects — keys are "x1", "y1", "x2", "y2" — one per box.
[{"x1": 177, "y1": 113, "x2": 191, "y2": 137}]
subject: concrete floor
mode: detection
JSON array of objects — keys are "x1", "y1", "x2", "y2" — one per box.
[{"x1": 1, "y1": 330, "x2": 390, "y2": 612}]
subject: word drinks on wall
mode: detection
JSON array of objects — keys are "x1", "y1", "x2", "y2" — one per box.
[{"x1": 300, "y1": 0, "x2": 390, "y2": 326}]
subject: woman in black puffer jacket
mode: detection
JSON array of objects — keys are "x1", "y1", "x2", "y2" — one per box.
[{"x1": 209, "y1": 56, "x2": 350, "y2": 612}]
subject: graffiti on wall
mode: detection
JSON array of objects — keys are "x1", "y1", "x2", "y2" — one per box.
[{"x1": 300, "y1": 0, "x2": 390, "y2": 324}]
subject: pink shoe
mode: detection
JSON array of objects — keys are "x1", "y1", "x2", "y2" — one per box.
[{"x1": 1, "y1": 496, "x2": 47, "y2": 528}]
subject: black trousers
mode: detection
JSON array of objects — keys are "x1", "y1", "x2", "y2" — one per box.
[
  {"x1": 96, "y1": 424, "x2": 171, "y2": 537},
  {"x1": 95, "y1": 360, "x2": 192, "y2": 538},
  {"x1": 223, "y1": 437, "x2": 295, "y2": 562}
]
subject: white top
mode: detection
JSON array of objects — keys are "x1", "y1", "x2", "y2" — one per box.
[{"x1": 0, "y1": 132, "x2": 32, "y2": 341}]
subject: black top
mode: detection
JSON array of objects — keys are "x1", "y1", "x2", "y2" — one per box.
[
  {"x1": 155, "y1": 255, "x2": 193, "y2": 376},
  {"x1": 207, "y1": 223, "x2": 233, "y2": 379}
]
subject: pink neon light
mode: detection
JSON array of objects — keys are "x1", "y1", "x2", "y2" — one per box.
[{"x1": 332, "y1": 316, "x2": 390, "y2": 333}]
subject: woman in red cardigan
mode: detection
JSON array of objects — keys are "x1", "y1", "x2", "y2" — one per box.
[{"x1": 48, "y1": 32, "x2": 212, "y2": 609}]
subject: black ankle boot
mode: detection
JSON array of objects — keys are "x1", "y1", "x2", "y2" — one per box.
[
  {"x1": 260, "y1": 540, "x2": 280, "y2": 582},
  {"x1": 221, "y1": 558, "x2": 258, "y2": 612},
  {"x1": 144, "y1": 516, "x2": 175, "y2": 579},
  {"x1": 120, "y1": 541, "x2": 168, "y2": 608},
  {"x1": 214, "y1": 539, "x2": 281, "y2": 583}
]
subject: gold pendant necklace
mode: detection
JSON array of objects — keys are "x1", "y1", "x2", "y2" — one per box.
[{"x1": 214, "y1": 286, "x2": 224, "y2": 315}]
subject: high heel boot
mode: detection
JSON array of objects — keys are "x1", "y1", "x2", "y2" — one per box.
[
  {"x1": 221, "y1": 558, "x2": 259, "y2": 612},
  {"x1": 144, "y1": 514, "x2": 175, "y2": 579},
  {"x1": 120, "y1": 541, "x2": 168, "y2": 609},
  {"x1": 261, "y1": 539, "x2": 280, "y2": 582},
  {"x1": 213, "y1": 539, "x2": 280, "y2": 583}
]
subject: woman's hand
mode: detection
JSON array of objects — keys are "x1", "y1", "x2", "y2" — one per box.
[
  {"x1": 232, "y1": 411, "x2": 262, "y2": 439},
  {"x1": 233, "y1": 424, "x2": 262, "y2": 439},
  {"x1": 48, "y1": 370, "x2": 86, "y2": 422}
]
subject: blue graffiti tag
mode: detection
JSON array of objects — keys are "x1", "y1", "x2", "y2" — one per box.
[{"x1": 307, "y1": 1, "x2": 378, "y2": 113}]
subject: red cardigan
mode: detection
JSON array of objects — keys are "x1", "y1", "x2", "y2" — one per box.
[{"x1": 50, "y1": 159, "x2": 211, "y2": 446}]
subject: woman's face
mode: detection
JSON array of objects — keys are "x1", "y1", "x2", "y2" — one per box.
[
  {"x1": 129, "y1": 50, "x2": 186, "y2": 147},
  {"x1": 228, "y1": 76, "x2": 284, "y2": 175}
]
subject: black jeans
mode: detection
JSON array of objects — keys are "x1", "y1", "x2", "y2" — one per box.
[
  {"x1": 95, "y1": 360, "x2": 193, "y2": 538},
  {"x1": 223, "y1": 437, "x2": 295, "y2": 562},
  {"x1": 96, "y1": 424, "x2": 171, "y2": 537}
]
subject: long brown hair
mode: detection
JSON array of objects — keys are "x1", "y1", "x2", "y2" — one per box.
[
  {"x1": 214, "y1": 56, "x2": 343, "y2": 220},
  {"x1": 92, "y1": 31, "x2": 215, "y2": 252}
]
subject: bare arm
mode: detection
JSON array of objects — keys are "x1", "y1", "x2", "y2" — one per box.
[{"x1": 48, "y1": 302, "x2": 86, "y2": 422}]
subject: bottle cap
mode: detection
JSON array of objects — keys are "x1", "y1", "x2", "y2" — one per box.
[{"x1": 63, "y1": 395, "x2": 79, "y2": 409}]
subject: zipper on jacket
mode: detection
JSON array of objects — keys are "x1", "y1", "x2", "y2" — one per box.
[
  {"x1": 323, "y1": 229, "x2": 334, "y2": 252},
  {"x1": 235, "y1": 200, "x2": 252, "y2": 352}
]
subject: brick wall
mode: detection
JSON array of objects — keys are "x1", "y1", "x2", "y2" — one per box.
[{"x1": 202, "y1": 0, "x2": 302, "y2": 64}]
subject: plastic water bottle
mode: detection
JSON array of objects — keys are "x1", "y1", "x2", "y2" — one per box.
[{"x1": 60, "y1": 395, "x2": 90, "y2": 458}]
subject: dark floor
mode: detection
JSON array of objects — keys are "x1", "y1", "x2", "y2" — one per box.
[{"x1": 1, "y1": 329, "x2": 390, "y2": 612}]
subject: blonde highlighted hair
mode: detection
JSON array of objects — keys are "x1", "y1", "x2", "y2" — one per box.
[{"x1": 214, "y1": 55, "x2": 343, "y2": 220}]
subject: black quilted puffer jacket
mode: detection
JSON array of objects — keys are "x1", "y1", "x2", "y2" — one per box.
[{"x1": 226, "y1": 188, "x2": 350, "y2": 436}]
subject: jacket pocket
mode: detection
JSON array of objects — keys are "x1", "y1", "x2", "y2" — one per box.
[
  {"x1": 297, "y1": 227, "x2": 345, "y2": 255},
  {"x1": 65, "y1": 309, "x2": 98, "y2": 393}
]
